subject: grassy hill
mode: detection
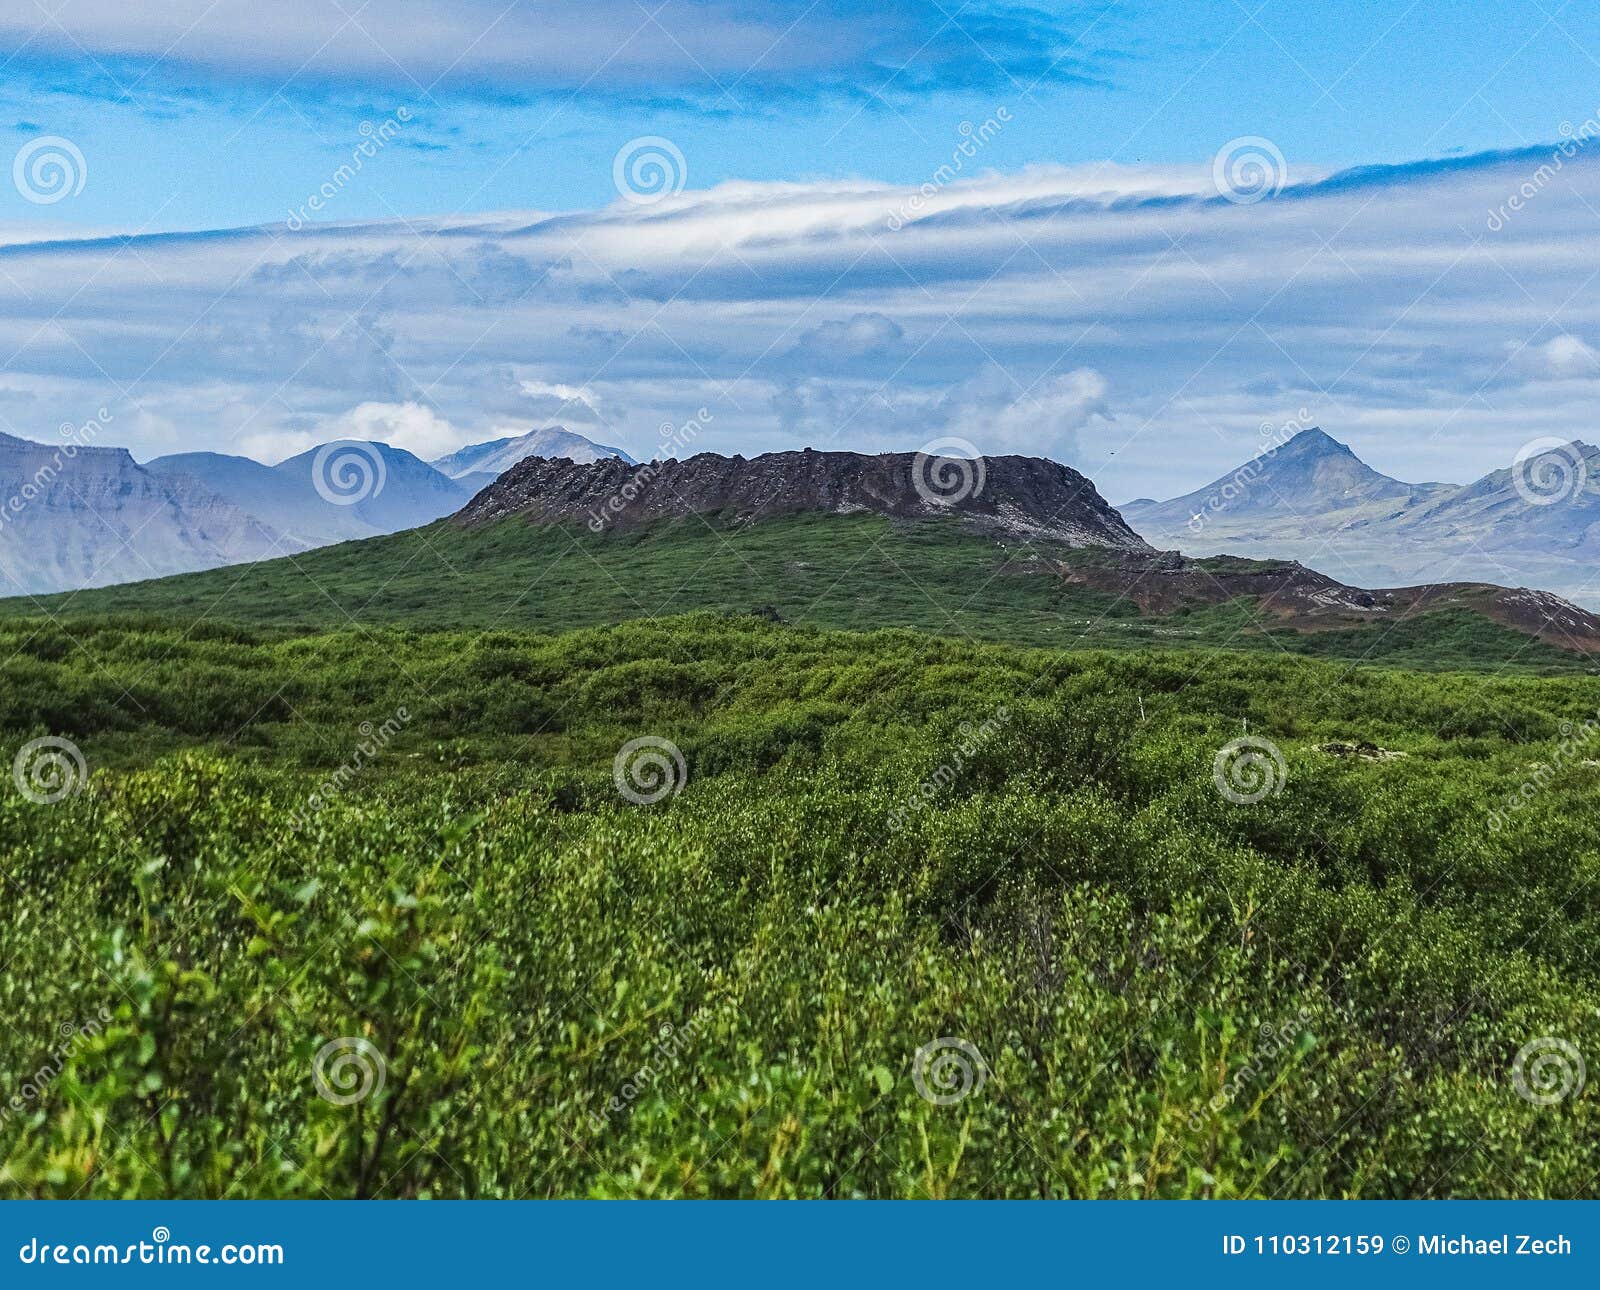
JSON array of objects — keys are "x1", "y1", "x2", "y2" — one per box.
[
  {"x1": 1, "y1": 613, "x2": 1598, "y2": 1197},
  {"x1": 2, "y1": 512, "x2": 1591, "y2": 674}
]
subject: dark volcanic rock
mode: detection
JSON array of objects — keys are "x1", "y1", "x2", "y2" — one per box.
[{"x1": 456, "y1": 448, "x2": 1153, "y2": 552}]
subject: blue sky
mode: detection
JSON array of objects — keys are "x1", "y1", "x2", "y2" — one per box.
[
  {"x1": 1, "y1": 0, "x2": 1599, "y2": 497},
  {"x1": 5, "y1": 0, "x2": 1598, "y2": 229}
]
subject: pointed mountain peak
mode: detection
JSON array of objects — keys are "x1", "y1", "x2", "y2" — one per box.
[
  {"x1": 1278, "y1": 426, "x2": 1352, "y2": 458},
  {"x1": 1121, "y1": 424, "x2": 1422, "y2": 539},
  {"x1": 431, "y1": 426, "x2": 634, "y2": 479}
]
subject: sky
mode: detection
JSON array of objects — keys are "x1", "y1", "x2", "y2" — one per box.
[{"x1": 1, "y1": 0, "x2": 1599, "y2": 499}]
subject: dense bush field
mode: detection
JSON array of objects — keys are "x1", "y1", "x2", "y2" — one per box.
[{"x1": 1, "y1": 613, "x2": 1597, "y2": 1197}]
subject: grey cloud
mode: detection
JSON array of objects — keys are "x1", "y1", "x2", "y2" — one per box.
[{"x1": 0, "y1": 0, "x2": 1109, "y2": 105}]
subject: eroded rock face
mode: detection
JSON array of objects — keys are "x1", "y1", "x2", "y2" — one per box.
[{"x1": 457, "y1": 448, "x2": 1153, "y2": 552}]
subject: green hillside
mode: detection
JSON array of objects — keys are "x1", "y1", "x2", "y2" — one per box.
[
  {"x1": 1, "y1": 512, "x2": 1589, "y2": 673},
  {"x1": 1, "y1": 613, "x2": 1598, "y2": 1197}
]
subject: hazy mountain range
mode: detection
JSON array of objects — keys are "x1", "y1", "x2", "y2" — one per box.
[
  {"x1": 1123, "y1": 429, "x2": 1600, "y2": 608},
  {"x1": 0, "y1": 432, "x2": 283, "y2": 596},
  {"x1": 0, "y1": 425, "x2": 626, "y2": 597},
  {"x1": 7, "y1": 419, "x2": 1600, "y2": 611}
]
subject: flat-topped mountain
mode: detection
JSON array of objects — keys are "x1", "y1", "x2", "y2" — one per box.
[{"x1": 458, "y1": 448, "x2": 1154, "y2": 551}]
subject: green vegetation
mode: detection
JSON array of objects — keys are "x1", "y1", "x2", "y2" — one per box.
[
  {"x1": 3, "y1": 513, "x2": 1588, "y2": 673},
  {"x1": 1, "y1": 612, "x2": 1597, "y2": 1197}
]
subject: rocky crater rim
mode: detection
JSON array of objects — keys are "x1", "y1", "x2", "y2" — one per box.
[{"x1": 457, "y1": 447, "x2": 1153, "y2": 552}]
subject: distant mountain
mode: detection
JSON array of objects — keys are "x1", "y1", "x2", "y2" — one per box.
[
  {"x1": 17, "y1": 421, "x2": 1600, "y2": 619},
  {"x1": 1396, "y1": 441, "x2": 1600, "y2": 543},
  {"x1": 1123, "y1": 429, "x2": 1600, "y2": 606},
  {"x1": 1123, "y1": 427, "x2": 1446, "y2": 537},
  {"x1": 0, "y1": 433, "x2": 290, "y2": 596},
  {"x1": 4, "y1": 426, "x2": 616, "y2": 596},
  {"x1": 146, "y1": 451, "x2": 372, "y2": 547},
  {"x1": 431, "y1": 427, "x2": 632, "y2": 480},
  {"x1": 271, "y1": 441, "x2": 472, "y2": 535},
  {"x1": 1386, "y1": 440, "x2": 1600, "y2": 594},
  {"x1": 150, "y1": 442, "x2": 474, "y2": 549},
  {"x1": 454, "y1": 471, "x2": 499, "y2": 497}
]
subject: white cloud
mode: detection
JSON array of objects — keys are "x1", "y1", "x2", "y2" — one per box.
[
  {"x1": 3, "y1": 145, "x2": 1600, "y2": 496},
  {"x1": 786, "y1": 313, "x2": 906, "y2": 363},
  {"x1": 946, "y1": 365, "x2": 1113, "y2": 457},
  {"x1": 517, "y1": 380, "x2": 603, "y2": 425},
  {"x1": 1515, "y1": 334, "x2": 1600, "y2": 378},
  {"x1": 327, "y1": 402, "x2": 464, "y2": 460},
  {"x1": 235, "y1": 428, "x2": 316, "y2": 464},
  {"x1": 773, "y1": 362, "x2": 1110, "y2": 462}
]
